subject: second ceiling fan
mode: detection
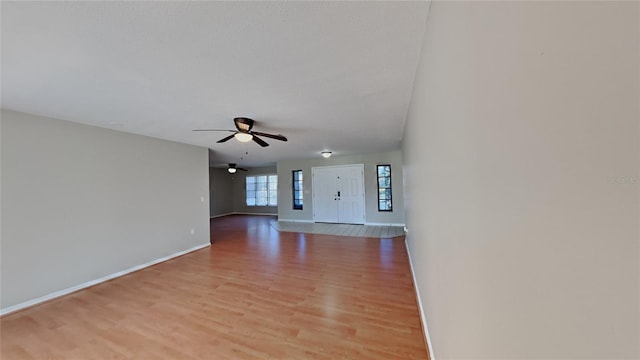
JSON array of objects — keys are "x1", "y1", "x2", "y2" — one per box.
[
  {"x1": 193, "y1": 117, "x2": 287, "y2": 147},
  {"x1": 227, "y1": 163, "x2": 247, "y2": 174}
]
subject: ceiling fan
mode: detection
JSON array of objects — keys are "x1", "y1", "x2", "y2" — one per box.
[
  {"x1": 227, "y1": 163, "x2": 247, "y2": 174},
  {"x1": 193, "y1": 117, "x2": 287, "y2": 147}
]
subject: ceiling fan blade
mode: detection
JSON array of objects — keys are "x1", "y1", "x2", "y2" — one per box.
[
  {"x1": 251, "y1": 131, "x2": 287, "y2": 142},
  {"x1": 228, "y1": 163, "x2": 248, "y2": 172},
  {"x1": 252, "y1": 135, "x2": 269, "y2": 147},
  {"x1": 217, "y1": 133, "x2": 236, "y2": 143},
  {"x1": 192, "y1": 129, "x2": 234, "y2": 132}
]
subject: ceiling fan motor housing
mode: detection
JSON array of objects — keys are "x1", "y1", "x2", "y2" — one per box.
[{"x1": 234, "y1": 117, "x2": 254, "y2": 132}]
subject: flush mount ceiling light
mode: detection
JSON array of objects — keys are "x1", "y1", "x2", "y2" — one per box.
[
  {"x1": 234, "y1": 132, "x2": 253, "y2": 143},
  {"x1": 321, "y1": 151, "x2": 332, "y2": 158}
]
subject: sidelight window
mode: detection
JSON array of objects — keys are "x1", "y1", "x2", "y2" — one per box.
[
  {"x1": 292, "y1": 170, "x2": 303, "y2": 210},
  {"x1": 377, "y1": 165, "x2": 392, "y2": 211}
]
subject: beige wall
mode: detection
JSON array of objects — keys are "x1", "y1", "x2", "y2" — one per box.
[
  {"x1": 403, "y1": 1, "x2": 639, "y2": 359},
  {"x1": 1, "y1": 110, "x2": 210, "y2": 310},
  {"x1": 277, "y1": 150, "x2": 404, "y2": 224},
  {"x1": 209, "y1": 167, "x2": 234, "y2": 216}
]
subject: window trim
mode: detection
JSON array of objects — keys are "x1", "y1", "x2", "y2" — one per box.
[
  {"x1": 376, "y1": 164, "x2": 392, "y2": 212},
  {"x1": 292, "y1": 170, "x2": 303, "y2": 210},
  {"x1": 245, "y1": 174, "x2": 278, "y2": 207}
]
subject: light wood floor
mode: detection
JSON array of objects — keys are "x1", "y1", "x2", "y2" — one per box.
[
  {"x1": 272, "y1": 220, "x2": 405, "y2": 238},
  {"x1": 1, "y1": 215, "x2": 428, "y2": 359}
]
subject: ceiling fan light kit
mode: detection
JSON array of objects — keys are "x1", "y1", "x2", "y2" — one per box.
[
  {"x1": 321, "y1": 151, "x2": 332, "y2": 158},
  {"x1": 234, "y1": 132, "x2": 253, "y2": 142},
  {"x1": 227, "y1": 167, "x2": 237, "y2": 174}
]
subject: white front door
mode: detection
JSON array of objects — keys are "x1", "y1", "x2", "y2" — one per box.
[
  {"x1": 312, "y1": 164, "x2": 365, "y2": 224},
  {"x1": 336, "y1": 165, "x2": 365, "y2": 224},
  {"x1": 312, "y1": 167, "x2": 339, "y2": 223}
]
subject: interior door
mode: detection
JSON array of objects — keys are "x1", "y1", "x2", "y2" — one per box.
[{"x1": 312, "y1": 164, "x2": 365, "y2": 224}]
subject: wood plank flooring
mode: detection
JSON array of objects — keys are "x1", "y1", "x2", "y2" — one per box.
[{"x1": 1, "y1": 215, "x2": 428, "y2": 359}]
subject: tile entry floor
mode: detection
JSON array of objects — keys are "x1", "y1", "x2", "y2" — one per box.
[{"x1": 272, "y1": 220, "x2": 405, "y2": 238}]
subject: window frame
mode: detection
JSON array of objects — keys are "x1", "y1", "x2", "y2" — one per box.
[
  {"x1": 376, "y1": 164, "x2": 392, "y2": 212},
  {"x1": 245, "y1": 174, "x2": 278, "y2": 207},
  {"x1": 292, "y1": 170, "x2": 303, "y2": 210}
]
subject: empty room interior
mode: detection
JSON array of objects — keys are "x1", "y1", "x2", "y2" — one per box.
[{"x1": 1, "y1": 1, "x2": 639, "y2": 359}]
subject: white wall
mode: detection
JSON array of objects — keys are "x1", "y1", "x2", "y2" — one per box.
[
  {"x1": 403, "y1": 1, "x2": 639, "y2": 359},
  {"x1": 1, "y1": 110, "x2": 210, "y2": 310},
  {"x1": 278, "y1": 150, "x2": 404, "y2": 225}
]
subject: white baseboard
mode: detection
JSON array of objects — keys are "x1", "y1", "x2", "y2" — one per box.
[
  {"x1": 278, "y1": 219, "x2": 314, "y2": 223},
  {"x1": 0, "y1": 243, "x2": 211, "y2": 316},
  {"x1": 210, "y1": 212, "x2": 234, "y2": 219},
  {"x1": 404, "y1": 237, "x2": 435, "y2": 360},
  {"x1": 365, "y1": 222, "x2": 406, "y2": 227}
]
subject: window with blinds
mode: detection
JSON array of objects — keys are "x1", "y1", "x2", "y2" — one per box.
[{"x1": 246, "y1": 175, "x2": 278, "y2": 206}]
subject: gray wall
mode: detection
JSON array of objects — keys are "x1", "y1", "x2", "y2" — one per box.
[
  {"x1": 231, "y1": 165, "x2": 278, "y2": 215},
  {"x1": 402, "y1": 2, "x2": 639, "y2": 359},
  {"x1": 1, "y1": 109, "x2": 210, "y2": 310},
  {"x1": 209, "y1": 167, "x2": 234, "y2": 216},
  {"x1": 277, "y1": 150, "x2": 404, "y2": 224}
]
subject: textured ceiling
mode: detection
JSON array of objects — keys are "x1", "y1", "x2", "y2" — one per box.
[{"x1": 1, "y1": 1, "x2": 428, "y2": 167}]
